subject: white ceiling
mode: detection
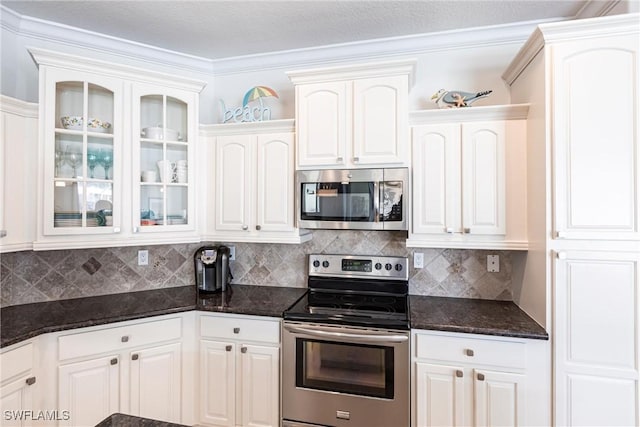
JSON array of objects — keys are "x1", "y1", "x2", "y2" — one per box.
[{"x1": 2, "y1": 0, "x2": 596, "y2": 60}]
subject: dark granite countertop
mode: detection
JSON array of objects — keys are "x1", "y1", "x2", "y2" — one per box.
[
  {"x1": 1, "y1": 285, "x2": 547, "y2": 348},
  {"x1": 95, "y1": 413, "x2": 188, "y2": 427},
  {"x1": 410, "y1": 295, "x2": 548, "y2": 340}
]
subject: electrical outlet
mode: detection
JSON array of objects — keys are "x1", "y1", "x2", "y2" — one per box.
[
  {"x1": 414, "y1": 252, "x2": 424, "y2": 269},
  {"x1": 228, "y1": 245, "x2": 236, "y2": 260},
  {"x1": 138, "y1": 250, "x2": 149, "y2": 266},
  {"x1": 487, "y1": 255, "x2": 499, "y2": 273}
]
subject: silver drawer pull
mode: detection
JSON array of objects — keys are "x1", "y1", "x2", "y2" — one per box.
[
  {"x1": 226, "y1": 345, "x2": 232, "y2": 352},
  {"x1": 477, "y1": 373, "x2": 485, "y2": 381},
  {"x1": 241, "y1": 347, "x2": 247, "y2": 354},
  {"x1": 233, "y1": 327, "x2": 240, "y2": 334},
  {"x1": 455, "y1": 370, "x2": 463, "y2": 378},
  {"x1": 463, "y1": 228, "x2": 471, "y2": 234},
  {"x1": 131, "y1": 354, "x2": 139, "y2": 361},
  {"x1": 110, "y1": 358, "x2": 118, "y2": 365},
  {"x1": 121, "y1": 336, "x2": 129, "y2": 343},
  {"x1": 465, "y1": 349, "x2": 474, "y2": 357},
  {"x1": 25, "y1": 376, "x2": 36, "y2": 386}
]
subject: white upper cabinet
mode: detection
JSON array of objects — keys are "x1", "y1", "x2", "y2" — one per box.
[
  {"x1": 288, "y1": 59, "x2": 415, "y2": 169},
  {"x1": 29, "y1": 48, "x2": 205, "y2": 250},
  {"x1": 551, "y1": 34, "x2": 639, "y2": 241},
  {"x1": 408, "y1": 105, "x2": 528, "y2": 250},
  {"x1": 202, "y1": 120, "x2": 311, "y2": 244}
]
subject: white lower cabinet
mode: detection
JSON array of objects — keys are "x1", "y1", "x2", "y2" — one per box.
[
  {"x1": 56, "y1": 315, "x2": 184, "y2": 426},
  {"x1": 412, "y1": 330, "x2": 548, "y2": 427},
  {"x1": 0, "y1": 342, "x2": 37, "y2": 427},
  {"x1": 199, "y1": 313, "x2": 280, "y2": 427}
]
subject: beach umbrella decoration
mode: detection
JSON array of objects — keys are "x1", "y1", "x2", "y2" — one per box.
[{"x1": 243, "y1": 85, "x2": 279, "y2": 107}]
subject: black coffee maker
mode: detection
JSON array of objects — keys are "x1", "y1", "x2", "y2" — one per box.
[{"x1": 194, "y1": 246, "x2": 232, "y2": 293}]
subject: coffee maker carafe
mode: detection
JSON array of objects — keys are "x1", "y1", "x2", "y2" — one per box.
[{"x1": 194, "y1": 245, "x2": 232, "y2": 293}]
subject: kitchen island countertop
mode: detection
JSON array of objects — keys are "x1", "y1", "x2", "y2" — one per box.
[
  {"x1": 1, "y1": 285, "x2": 547, "y2": 348},
  {"x1": 95, "y1": 413, "x2": 189, "y2": 427}
]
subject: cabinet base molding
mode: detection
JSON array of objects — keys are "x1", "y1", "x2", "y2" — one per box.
[
  {"x1": 406, "y1": 238, "x2": 528, "y2": 251},
  {"x1": 202, "y1": 230, "x2": 312, "y2": 245},
  {"x1": 32, "y1": 235, "x2": 202, "y2": 251}
]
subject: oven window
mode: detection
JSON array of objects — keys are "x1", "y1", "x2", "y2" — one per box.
[
  {"x1": 295, "y1": 338, "x2": 394, "y2": 399},
  {"x1": 301, "y1": 182, "x2": 375, "y2": 222}
]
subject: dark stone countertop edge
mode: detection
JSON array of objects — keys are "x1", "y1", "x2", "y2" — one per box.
[
  {"x1": 95, "y1": 412, "x2": 189, "y2": 427},
  {"x1": 1, "y1": 286, "x2": 548, "y2": 348}
]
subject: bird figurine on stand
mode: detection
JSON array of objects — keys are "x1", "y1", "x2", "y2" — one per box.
[{"x1": 431, "y1": 89, "x2": 493, "y2": 108}]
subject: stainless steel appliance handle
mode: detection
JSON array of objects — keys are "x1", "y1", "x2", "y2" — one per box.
[
  {"x1": 374, "y1": 180, "x2": 380, "y2": 223},
  {"x1": 283, "y1": 324, "x2": 408, "y2": 343}
]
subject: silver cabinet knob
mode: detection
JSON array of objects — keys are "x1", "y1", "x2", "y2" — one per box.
[
  {"x1": 241, "y1": 347, "x2": 247, "y2": 354},
  {"x1": 465, "y1": 349, "x2": 474, "y2": 357},
  {"x1": 256, "y1": 225, "x2": 261, "y2": 231},
  {"x1": 131, "y1": 354, "x2": 139, "y2": 361},
  {"x1": 477, "y1": 373, "x2": 485, "y2": 381},
  {"x1": 556, "y1": 231, "x2": 567, "y2": 238},
  {"x1": 233, "y1": 327, "x2": 240, "y2": 334},
  {"x1": 242, "y1": 225, "x2": 248, "y2": 231},
  {"x1": 226, "y1": 345, "x2": 232, "y2": 352},
  {"x1": 336, "y1": 157, "x2": 343, "y2": 163},
  {"x1": 353, "y1": 156, "x2": 360, "y2": 163},
  {"x1": 0, "y1": 230, "x2": 7, "y2": 238},
  {"x1": 557, "y1": 251, "x2": 567, "y2": 260},
  {"x1": 121, "y1": 336, "x2": 129, "y2": 343},
  {"x1": 25, "y1": 377, "x2": 36, "y2": 386},
  {"x1": 110, "y1": 358, "x2": 118, "y2": 365},
  {"x1": 463, "y1": 228, "x2": 471, "y2": 234},
  {"x1": 113, "y1": 227, "x2": 120, "y2": 233},
  {"x1": 455, "y1": 370, "x2": 463, "y2": 378}
]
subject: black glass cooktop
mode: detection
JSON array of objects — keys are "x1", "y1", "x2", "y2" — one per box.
[{"x1": 283, "y1": 289, "x2": 409, "y2": 330}]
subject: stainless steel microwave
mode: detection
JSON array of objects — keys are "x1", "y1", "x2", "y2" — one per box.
[{"x1": 296, "y1": 168, "x2": 409, "y2": 230}]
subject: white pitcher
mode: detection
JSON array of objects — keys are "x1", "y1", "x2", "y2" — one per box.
[{"x1": 157, "y1": 160, "x2": 177, "y2": 183}]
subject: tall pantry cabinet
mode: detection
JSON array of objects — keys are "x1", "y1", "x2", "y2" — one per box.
[{"x1": 503, "y1": 14, "x2": 639, "y2": 426}]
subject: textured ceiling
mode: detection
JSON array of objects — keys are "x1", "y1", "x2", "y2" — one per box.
[{"x1": 3, "y1": 0, "x2": 590, "y2": 59}]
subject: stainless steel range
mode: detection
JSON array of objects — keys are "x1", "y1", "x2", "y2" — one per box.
[{"x1": 282, "y1": 254, "x2": 410, "y2": 427}]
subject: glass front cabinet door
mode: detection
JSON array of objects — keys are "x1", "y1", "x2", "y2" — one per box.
[
  {"x1": 42, "y1": 68, "x2": 122, "y2": 237},
  {"x1": 132, "y1": 86, "x2": 197, "y2": 234}
]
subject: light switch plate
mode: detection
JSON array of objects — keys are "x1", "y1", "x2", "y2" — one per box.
[
  {"x1": 487, "y1": 255, "x2": 499, "y2": 273},
  {"x1": 414, "y1": 252, "x2": 424, "y2": 269}
]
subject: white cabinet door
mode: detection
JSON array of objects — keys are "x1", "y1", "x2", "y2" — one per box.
[
  {"x1": 552, "y1": 35, "x2": 639, "y2": 241},
  {"x1": 129, "y1": 342, "x2": 182, "y2": 423},
  {"x1": 256, "y1": 133, "x2": 295, "y2": 233},
  {"x1": 200, "y1": 340, "x2": 236, "y2": 427},
  {"x1": 415, "y1": 362, "x2": 466, "y2": 427},
  {"x1": 412, "y1": 124, "x2": 461, "y2": 235},
  {"x1": 296, "y1": 81, "x2": 348, "y2": 168},
  {"x1": 58, "y1": 355, "x2": 120, "y2": 427},
  {"x1": 240, "y1": 344, "x2": 279, "y2": 427},
  {"x1": 0, "y1": 376, "x2": 35, "y2": 427},
  {"x1": 461, "y1": 121, "x2": 506, "y2": 236},
  {"x1": 353, "y1": 75, "x2": 408, "y2": 166},
  {"x1": 215, "y1": 135, "x2": 254, "y2": 233},
  {"x1": 554, "y1": 250, "x2": 639, "y2": 427},
  {"x1": 474, "y1": 369, "x2": 526, "y2": 427}
]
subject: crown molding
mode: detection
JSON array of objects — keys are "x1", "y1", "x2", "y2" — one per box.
[
  {"x1": 28, "y1": 47, "x2": 207, "y2": 93},
  {"x1": 575, "y1": 0, "x2": 622, "y2": 19},
  {"x1": 200, "y1": 119, "x2": 295, "y2": 136},
  {"x1": 286, "y1": 59, "x2": 417, "y2": 86},
  {"x1": 211, "y1": 17, "x2": 563, "y2": 75},
  {"x1": 409, "y1": 104, "x2": 530, "y2": 125},
  {"x1": 502, "y1": 13, "x2": 639, "y2": 85},
  {"x1": 0, "y1": 5, "x2": 214, "y2": 76},
  {"x1": 0, "y1": 94, "x2": 38, "y2": 117}
]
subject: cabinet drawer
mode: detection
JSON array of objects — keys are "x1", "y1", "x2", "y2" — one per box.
[
  {"x1": 415, "y1": 332, "x2": 526, "y2": 369},
  {"x1": 1, "y1": 342, "x2": 33, "y2": 383},
  {"x1": 58, "y1": 317, "x2": 182, "y2": 361},
  {"x1": 200, "y1": 314, "x2": 280, "y2": 344}
]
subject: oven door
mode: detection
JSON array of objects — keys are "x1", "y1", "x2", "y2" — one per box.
[{"x1": 282, "y1": 322, "x2": 409, "y2": 427}]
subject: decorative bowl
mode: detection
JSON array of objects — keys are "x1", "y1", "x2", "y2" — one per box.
[
  {"x1": 60, "y1": 116, "x2": 83, "y2": 130},
  {"x1": 141, "y1": 126, "x2": 180, "y2": 141},
  {"x1": 87, "y1": 118, "x2": 112, "y2": 133}
]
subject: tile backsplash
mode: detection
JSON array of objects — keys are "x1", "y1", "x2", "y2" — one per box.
[{"x1": 1, "y1": 230, "x2": 515, "y2": 307}]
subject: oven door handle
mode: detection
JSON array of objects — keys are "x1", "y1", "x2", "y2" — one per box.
[{"x1": 283, "y1": 324, "x2": 408, "y2": 344}]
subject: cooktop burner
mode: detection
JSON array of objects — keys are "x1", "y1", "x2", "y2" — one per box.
[{"x1": 283, "y1": 254, "x2": 410, "y2": 329}]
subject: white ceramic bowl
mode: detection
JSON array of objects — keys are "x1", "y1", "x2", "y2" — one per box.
[
  {"x1": 87, "y1": 118, "x2": 112, "y2": 133},
  {"x1": 60, "y1": 116, "x2": 83, "y2": 130},
  {"x1": 141, "y1": 126, "x2": 180, "y2": 141}
]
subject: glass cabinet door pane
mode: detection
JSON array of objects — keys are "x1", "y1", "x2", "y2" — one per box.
[
  {"x1": 140, "y1": 185, "x2": 163, "y2": 227},
  {"x1": 55, "y1": 134, "x2": 83, "y2": 178},
  {"x1": 86, "y1": 182, "x2": 113, "y2": 228},
  {"x1": 54, "y1": 182, "x2": 82, "y2": 227},
  {"x1": 56, "y1": 82, "x2": 83, "y2": 129},
  {"x1": 87, "y1": 84, "x2": 114, "y2": 134},
  {"x1": 167, "y1": 96, "x2": 188, "y2": 142},
  {"x1": 166, "y1": 186, "x2": 188, "y2": 225}
]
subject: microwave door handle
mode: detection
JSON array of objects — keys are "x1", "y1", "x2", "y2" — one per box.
[
  {"x1": 283, "y1": 324, "x2": 408, "y2": 344},
  {"x1": 374, "y1": 181, "x2": 381, "y2": 223}
]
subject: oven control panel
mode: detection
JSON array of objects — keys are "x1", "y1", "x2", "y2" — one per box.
[{"x1": 308, "y1": 254, "x2": 408, "y2": 280}]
